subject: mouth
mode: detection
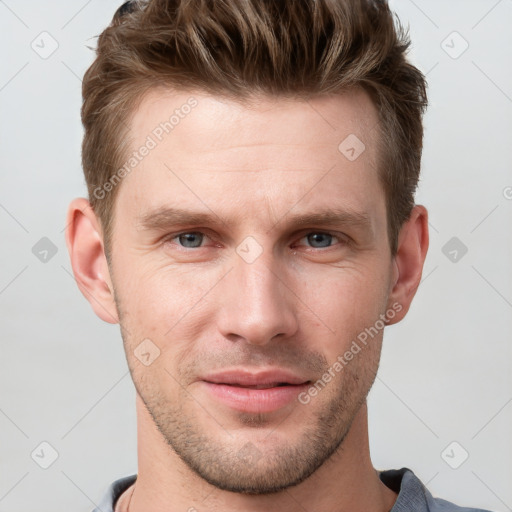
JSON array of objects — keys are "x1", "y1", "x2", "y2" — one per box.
[
  {"x1": 202, "y1": 368, "x2": 310, "y2": 386},
  {"x1": 199, "y1": 369, "x2": 312, "y2": 413},
  {"x1": 211, "y1": 382, "x2": 302, "y2": 389}
]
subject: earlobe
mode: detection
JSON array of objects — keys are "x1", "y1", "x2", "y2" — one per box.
[
  {"x1": 65, "y1": 198, "x2": 119, "y2": 324},
  {"x1": 386, "y1": 205, "x2": 429, "y2": 325}
]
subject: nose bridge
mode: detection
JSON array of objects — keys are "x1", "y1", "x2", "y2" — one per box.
[
  {"x1": 238, "y1": 248, "x2": 279, "y2": 299},
  {"x1": 216, "y1": 240, "x2": 298, "y2": 345}
]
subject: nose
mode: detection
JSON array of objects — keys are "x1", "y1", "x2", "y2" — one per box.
[{"x1": 216, "y1": 247, "x2": 299, "y2": 346}]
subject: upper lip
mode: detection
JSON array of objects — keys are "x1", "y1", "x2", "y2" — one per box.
[{"x1": 202, "y1": 369, "x2": 310, "y2": 387}]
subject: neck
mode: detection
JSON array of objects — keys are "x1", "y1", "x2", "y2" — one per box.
[{"x1": 127, "y1": 395, "x2": 397, "y2": 512}]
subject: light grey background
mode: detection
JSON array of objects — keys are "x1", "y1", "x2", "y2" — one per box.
[{"x1": 0, "y1": 1, "x2": 511, "y2": 511}]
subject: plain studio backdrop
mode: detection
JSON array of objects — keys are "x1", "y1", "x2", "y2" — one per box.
[{"x1": 0, "y1": 1, "x2": 511, "y2": 511}]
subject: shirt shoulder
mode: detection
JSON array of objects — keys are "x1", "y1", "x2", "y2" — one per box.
[
  {"x1": 380, "y1": 468, "x2": 495, "y2": 512},
  {"x1": 91, "y1": 474, "x2": 137, "y2": 512}
]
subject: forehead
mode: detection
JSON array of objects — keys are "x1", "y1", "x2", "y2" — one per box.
[
  {"x1": 114, "y1": 86, "x2": 383, "y2": 230},
  {"x1": 128, "y1": 86, "x2": 380, "y2": 165}
]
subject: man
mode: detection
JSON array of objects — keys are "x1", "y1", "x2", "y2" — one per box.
[{"x1": 65, "y1": 0, "x2": 492, "y2": 511}]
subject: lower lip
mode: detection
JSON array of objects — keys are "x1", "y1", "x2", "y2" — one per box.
[{"x1": 201, "y1": 381, "x2": 310, "y2": 413}]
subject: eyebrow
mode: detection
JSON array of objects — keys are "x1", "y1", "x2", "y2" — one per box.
[{"x1": 137, "y1": 206, "x2": 373, "y2": 233}]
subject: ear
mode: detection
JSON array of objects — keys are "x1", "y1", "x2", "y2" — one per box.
[
  {"x1": 386, "y1": 205, "x2": 429, "y2": 325},
  {"x1": 65, "y1": 197, "x2": 119, "y2": 324}
]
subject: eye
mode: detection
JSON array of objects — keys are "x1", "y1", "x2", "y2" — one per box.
[
  {"x1": 297, "y1": 232, "x2": 346, "y2": 249},
  {"x1": 163, "y1": 230, "x2": 347, "y2": 252},
  {"x1": 171, "y1": 232, "x2": 206, "y2": 248}
]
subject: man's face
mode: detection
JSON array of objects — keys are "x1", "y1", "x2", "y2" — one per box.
[{"x1": 108, "y1": 87, "x2": 396, "y2": 493}]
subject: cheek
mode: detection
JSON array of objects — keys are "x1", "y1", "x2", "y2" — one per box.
[
  {"x1": 300, "y1": 263, "x2": 388, "y2": 321},
  {"x1": 115, "y1": 264, "x2": 217, "y2": 373},
  {"x1": 117, "y1": 257, "x2": 210, "y2": 320},
  {"x1": 297, "y1": 266, "x2": 389, "y2": 354}
]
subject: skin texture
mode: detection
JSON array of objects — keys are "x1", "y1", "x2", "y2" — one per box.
[{"x1": 66, "y1": 87, "x2": 429, "y2": 512}]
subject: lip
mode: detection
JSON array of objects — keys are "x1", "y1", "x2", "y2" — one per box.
[
  {"x1": 202, "y1": 369, "x2": 310, "y2": 387},
  {"x1": 200, "y1": 369, "x2": 311, "y2": 414}
]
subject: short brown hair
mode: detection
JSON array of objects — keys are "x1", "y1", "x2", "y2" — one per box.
[{"x1": 81, "y1": 0, "x2": 428, "y2": 260}]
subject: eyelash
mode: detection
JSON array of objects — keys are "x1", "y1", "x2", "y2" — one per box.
[{"x1": 162, "y1": 230, "x2": 350, "y2": 251}]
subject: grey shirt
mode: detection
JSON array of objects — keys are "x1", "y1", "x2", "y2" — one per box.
[{"x1": 91, "y1": 467, "x2": 494, "y2": 512}]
